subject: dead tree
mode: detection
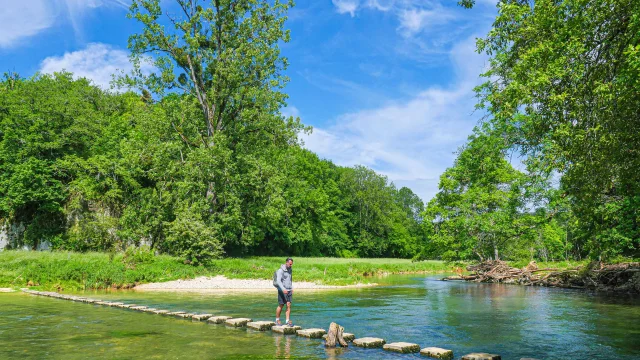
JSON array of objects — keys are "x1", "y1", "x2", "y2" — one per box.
[{"x1": 325, "y1": 322, "x2": 348, "y2": 348}]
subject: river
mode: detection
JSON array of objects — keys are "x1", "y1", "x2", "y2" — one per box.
[{"x1": 1, "y1": 275, "x2": 639, "y2": 359}]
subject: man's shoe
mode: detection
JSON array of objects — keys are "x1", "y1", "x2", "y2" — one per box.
[
  {"x1": 276, "y1": 320, "x2": 282, "y2": 326},
  {"x1": 287, "y1": 320, "x2": 294, "y2": 327}
]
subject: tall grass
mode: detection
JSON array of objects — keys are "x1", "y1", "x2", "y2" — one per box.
[{"x1": 0, "y1": 251, "x2": 452, "y2": 290}]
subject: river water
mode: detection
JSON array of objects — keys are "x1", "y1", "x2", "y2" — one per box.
[{"x1": 1, "y1": 275, "x2": 639, "y2": 359}]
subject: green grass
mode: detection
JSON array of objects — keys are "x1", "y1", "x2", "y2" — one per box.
[{"x1": 0, "y1": 251, "x2": 452, "y2": 291}]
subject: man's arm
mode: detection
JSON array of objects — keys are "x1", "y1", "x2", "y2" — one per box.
[{"x1": 276, "y1": 268, "x2": 287, "y2": 292}]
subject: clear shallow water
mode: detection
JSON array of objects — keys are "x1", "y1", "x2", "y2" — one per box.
[{"x1": 1, "y1": 275, "x2": 639, "y2": 359}]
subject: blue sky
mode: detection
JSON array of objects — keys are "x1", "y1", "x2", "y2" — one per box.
[{"x1": 0, "y1": 0, "x2": 498, "y2": 202}]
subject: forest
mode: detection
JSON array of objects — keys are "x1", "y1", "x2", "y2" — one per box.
[{"x1": 0, "y1": 0, "x2": 638, "y2": 264}]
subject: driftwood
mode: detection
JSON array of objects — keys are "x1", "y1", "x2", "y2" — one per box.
[
  {"x1": 443, "y1": 260, "x2": 640, "y2": 294},
  {"x1": 325, "y1": 322, "x2": 348, "y2": 348}
]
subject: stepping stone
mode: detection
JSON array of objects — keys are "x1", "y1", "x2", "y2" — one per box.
[
  {"x1": 142, "y1": 308, "x2": 158, "y2": 313},
  {"x1": 225, "y1": 318, "x2": 252, "y2": 327},
  {"x1": 153, "y1": 310, "x2": 170, "y2": 315},
  {"x1": 247, "y1": 321, "x2": 276, "y2": 331},
  {"x1": 118, "y1": 304, "x2": 135, "y2": 308},
  {"x1": 192, "y1": 314, "x2": 213, "y2": 321},
  {"x1": 85, "y1": 299, "x2": 100, "y2": 303},
  {"x1": 108, "y1": 302, "x2": 124, "y2": 307},
  {"x1": 353, "y1": 337, "x2": 386, "y2": 348},
  {"x1": 130, "y1": 306, "x2": 148, "y2": 311},
  {"x1": 322, "y1": 333, "x2": 355, "y2": 342},
  {"x1": 167, "y1": 311, "x2": 186, "y2": 316},
  {"x1": 0, "y1": 288, "x2": 16, "y2": 293},
  {"x1": 383, "y1": 342, "x2": 420, "y2": 354},
  {"x1": 461, "y1": 353, "x2": 501, "y2": 360},
  {"x1": 207, "y1": 316, "x2": 231, "y2": 324},
  {"x1": 272, "y1": 325, "x2": 302, "y2": 335},
  {"x1": 95, "y1": 301, "x2": 110, "y2": 305},
  {"x1": 296, "y1": 328, "x2": 326, "y2": 339},
  {"x1": 177, "y1": 313, "x2": 196, "y2": 318},
  {"x1": 421, "y1": 347, "x2": 454, "y2": 360}
]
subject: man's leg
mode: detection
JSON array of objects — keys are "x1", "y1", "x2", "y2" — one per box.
[
  {"x1": 276, "y1": 304, "x2": 283, "y2": 325},
  {"x1": 285, "y1": 302, "x2": 291, "y2": 324}
]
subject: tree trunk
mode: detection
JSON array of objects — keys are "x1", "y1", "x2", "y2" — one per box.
[{"x1": 325, "y1": 322, "x2": 348, "y2": 348}]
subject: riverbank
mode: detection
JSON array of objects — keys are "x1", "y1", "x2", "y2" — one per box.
[{"x1": 0, "y1": 251, "x2": 451, "y2": 291}]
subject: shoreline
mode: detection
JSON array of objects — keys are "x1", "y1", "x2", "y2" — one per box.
[{"x1": 134, "y1": 275, "x2": 377, "y2": 292}]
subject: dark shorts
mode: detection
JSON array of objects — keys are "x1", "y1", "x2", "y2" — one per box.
[{"x1": 277, "y1": 288, "x2": 292, "y2": 305}]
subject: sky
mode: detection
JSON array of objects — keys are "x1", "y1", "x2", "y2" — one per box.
[{"x1": 0, "y1": 0, "x2": 499, "y2": 202}]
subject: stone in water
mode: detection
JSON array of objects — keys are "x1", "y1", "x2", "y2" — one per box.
[
  {"x1": 461, "y1": 353, "x2": 501, "y2": 360},
  {"x1": 383, "y1": 342, "x2": 420, "y2": 354},
  {"x1": 247, "y1": 321, "x2": 276, "y2": 331},
  {"x1": 225, "y1": 318, "x2": 252, "y2": 327},
  {"x1": 421, "y1": 347, "x2": 454, "y2": 360},
  {"x1": 207, "y1": 316, "x2": 231, "y2": 324},
  {"x1": 353, "y1": 337, "x2": 386, "y2": 348},
  {"x1": 323, "y1": 333, "x2": 355, "y2": 342},
  {"x1": 296, "y1": 328, "x2": 326, "y2": 338},
  {"x1": 272, "y1": 325, "x2": 301, "y2": 335},
  {"x1": 192, "y1": 314, "x2": 213, "y2": 321}
]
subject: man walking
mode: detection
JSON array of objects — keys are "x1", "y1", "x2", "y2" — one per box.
[{"x1": 275, "y1": 257, "x2": 294, "y2": 326}]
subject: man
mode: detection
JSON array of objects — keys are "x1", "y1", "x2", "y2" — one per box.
[{"x1": 275, "y1": 257, "x2": 293, "y2": 326}]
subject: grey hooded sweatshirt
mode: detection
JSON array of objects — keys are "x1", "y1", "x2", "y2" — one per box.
[{"x1": 276, "y1": 264, "x2": 293, "y2": 291}]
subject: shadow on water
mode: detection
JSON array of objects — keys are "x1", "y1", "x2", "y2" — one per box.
[{"x1": 1, "y1": 275, "x2": 639, "y2": 359}]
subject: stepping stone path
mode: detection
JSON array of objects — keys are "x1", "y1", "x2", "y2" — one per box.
[
  {"x1": 383, "y1": 342, "x2": 420, "y2": 354},
  {"x1": 0, "y1": 288, "x2": 16, "y2": 292},
  {"x1": 322, "y1": 333, "x2": 355, "y2": 342},
  {"x1": 353, "y1": 337, "x2": 386, "y2": 348},
  {"x1": 421, "y1": 347, "x2": 454, "y2": 360},
  {"x1": 272, "y1": 325, "x2": 301, "y2": 335},
  {"x1": 462, "y1": 353, "x2": 502, "y2": 360},
  {"x1": 296, "y1": 328, "x2": 326, "y2": 339},
  {"x1": 207, "y1": 316, "x2": 231, "y2": 324},
  {"x1": 247, "y1": 321, "x2": 276, "y2": 331},
  {"x1": 192, "y1": 314, "x2": 213, "y2": 321},
  {"x1": 225, "y1": 318, "x2": 252, "y2": 327},
  {"x1": 19, "y1": 290, "x2": 509, "y2": 359}
]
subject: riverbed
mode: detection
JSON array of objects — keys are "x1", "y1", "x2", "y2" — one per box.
[{"x1": 1, "y1": 275, "x2": 639, "y2": 359}]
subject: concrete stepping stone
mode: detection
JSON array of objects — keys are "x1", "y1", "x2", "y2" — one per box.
[
  {"x1": 192, "y1": 314, "x2": 213, "y2": 321},
  {"x1": 130, "y1": 306, "x2": 148, "y2": 311},
  {"x1": 108, "y1": 302, "x2": 124, "y2": 307},
  {"x1": 153, "y1": 310, "x2": 170, "y2": 315},
  {"x1": 207, "y1": 316, "x2": 231, "y2": 324},
  {"x1": 95, "y1": 301, "x2": 111, "y2": 305},
  {"x1": 225, "y1": 318, "x2": 252, "y2": 327},
  {"x1": 461, "y1": 353, "x2": 501, "y2": 360},
  {"x1": 85, "y1": 299, "x2": 100, "y2": 303},
  {"x1": 166, "y1": 311, "x2": 186, "y2": 316},
  {"x1": 322, "y1": 333, "x2": 355, "y2": 342},
  {"x1": 117, "y1": 304, "x2": 135, "y2": 308},
  {"x1": 271, "y1": 325, "x2": 301, "y2": 335},
  {"x1": 247, "y1": 321, "x2": 276, "y2": 331},
  {"x1": 353, "y1": 337, "x2": 386, "y2": 348},
  {"x1": 383, "y1": 342, "x2": 420, "y2": 354},
  {"x1": 296, "y1": 328, "x2": 326, "y2": 339},
  {"x1": 421, "y1": 347, "x2": 454, "y2": 360},
  {"x1": 142, "y1": 308, "x2": 158, "y2": 313},
  {"x1": 0, "y1": 288, "x2": 16, "y2": 293}
]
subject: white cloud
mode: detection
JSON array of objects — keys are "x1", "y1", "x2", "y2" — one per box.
[
  {"x1": 332, "y1": 0, "x2": 360, "y2": 17},
  {"x1": 302, "y1": 36, "x2": 487, "y2": 201},
  {"x1": 0, "y1": 0, "x2": 128, "y2": 48},
  {"x1": 397, "y1": 7, "x2": 454, "y2": 36},
  {"x1": 282, "y1": 106, "x2": 301, "y2": 118},
  {"x1": 39, "y1": 43, "x2": 140, "y2": 89},
  {"x1": 0, "y1": 1, "x2": 56, "y2": 48}
]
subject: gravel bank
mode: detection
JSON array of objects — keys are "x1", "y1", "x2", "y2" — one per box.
[{"x1": 134, "y1": 275, "x2": 375, "y2": 292}]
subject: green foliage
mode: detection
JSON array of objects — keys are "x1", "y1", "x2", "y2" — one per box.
[{"x1": 469, "y1": 0, "x2": 640, "y2": 260}]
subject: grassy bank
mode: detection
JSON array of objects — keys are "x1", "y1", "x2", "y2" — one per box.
[{"x1": 0, "y1": 251, "x2": 452, "y2": 291}]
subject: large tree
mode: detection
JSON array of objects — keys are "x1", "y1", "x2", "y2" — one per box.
[{"x1": 470, "y1": 0, "x2": 640, "y2": 259}]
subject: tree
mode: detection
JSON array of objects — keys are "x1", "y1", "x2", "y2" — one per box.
[{"x1": 469, "y1": 0, "x2": 640, "y2": 259}]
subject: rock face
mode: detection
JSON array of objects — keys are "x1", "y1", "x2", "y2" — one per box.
[
  {"x1": 383, "y1": 342, "x2": 420, "y2": 354},
  {"x1": 272, "y1": 325, "x2": 302, "y2": 335},
  {"x1": 461, "y1": 353, "x2": 501, "y2": 360},
  {"x1": 192, "y1": 314, "x2": 213, "y2": 321},
  {"x1": 296, "y1": 328, "x2": 327, "y2": 338},
  {"x1": 225, "y1": 318, "x2": 253, "y2": 327},
  {"x1": 247, "y1": 321, "x2": 276, "y2": 331},
  {"x1": 207, "y1": 316, "x2": 231, "y2": 324},
  {"x1": 353, "y1": 337, "x2": 386, "y2": 348},
  {"x1": 420, "y1": 347, "x2": 454, "y2": 360}
]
